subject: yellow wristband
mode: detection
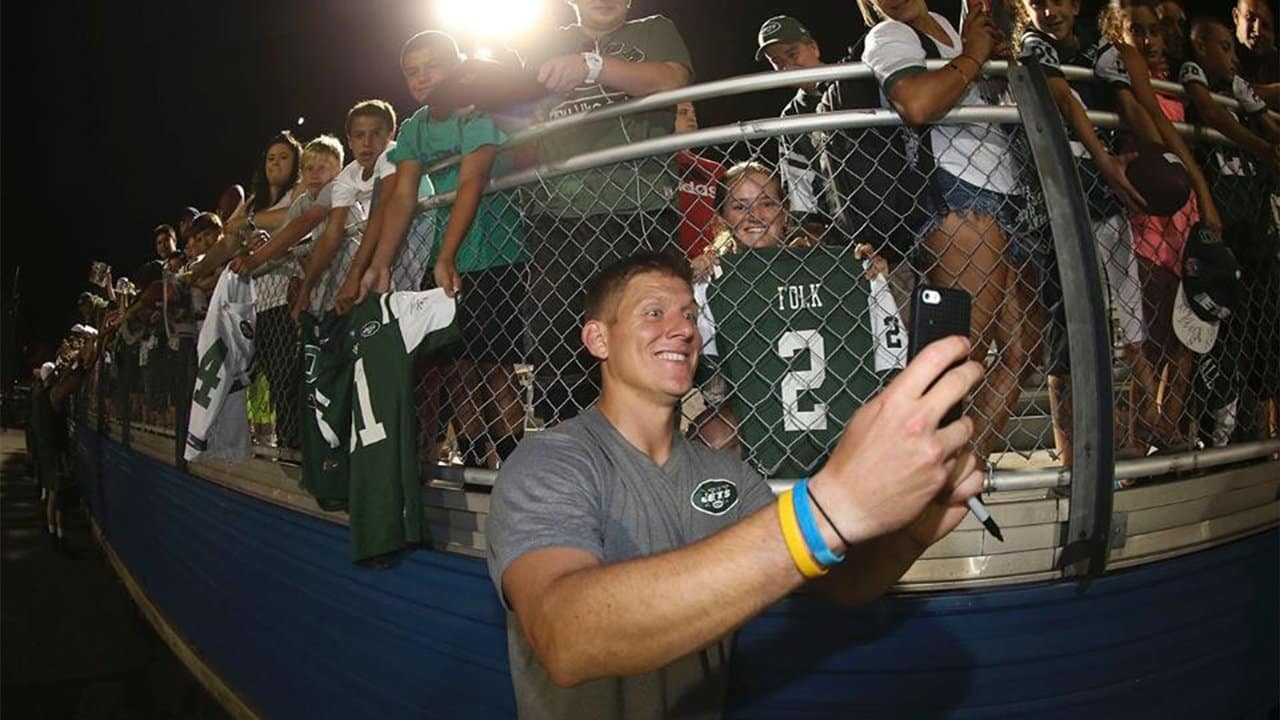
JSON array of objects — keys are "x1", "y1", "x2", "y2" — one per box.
[{"x1": 777, "y1": 490, "x2": 828, "y2": 579}]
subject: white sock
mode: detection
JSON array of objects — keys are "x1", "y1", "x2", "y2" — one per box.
[
  {"x1": 56, "y1": 526, "x2": 64, "y2": 539},
  {"x1": 48, "y1": 524, "x2": 55, "y2": 534},
  {"x1": 40, "y1": 488, "x2": 47, "y2": 500}
]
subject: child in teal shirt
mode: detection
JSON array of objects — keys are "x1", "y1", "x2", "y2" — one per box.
[{"x1": 371, "y1": 30, "x2": 528, "y2": 468}]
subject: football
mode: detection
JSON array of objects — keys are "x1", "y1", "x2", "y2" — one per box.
[
  {"x1": 1126, "y1": 143, "x2": 1192, "y2": 217},
  {"x1": 217, "y1": 183, "x2": 246, "y2": 221}
]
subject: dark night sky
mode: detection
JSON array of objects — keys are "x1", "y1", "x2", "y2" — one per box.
[{"x1": 1, "y1": 0, "x2": 966, "y2": 368}]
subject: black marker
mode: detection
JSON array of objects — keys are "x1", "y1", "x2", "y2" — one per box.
[{"x1": 966, "y1": 497, "x2": 1004, "y2": 542}]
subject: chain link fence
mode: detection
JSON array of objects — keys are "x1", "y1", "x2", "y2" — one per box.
[{"x1": 91, "y1": 63, "x2": 1278, "y2": 487}]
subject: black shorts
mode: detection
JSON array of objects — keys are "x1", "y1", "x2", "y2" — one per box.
[{"x1": 453, "y1": 263, "x2": 529, "y2": 365}]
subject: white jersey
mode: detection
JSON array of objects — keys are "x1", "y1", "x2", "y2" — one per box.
[{"x1": 185, "y1": 269, "x2": 256, "y2": 463}]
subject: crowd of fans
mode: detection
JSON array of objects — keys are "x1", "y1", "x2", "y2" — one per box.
[{"x1": 27, "y1": 0, "x2": 1280, "y2": 515}]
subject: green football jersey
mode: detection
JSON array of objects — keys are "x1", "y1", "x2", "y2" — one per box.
[
  {"x1": 299, "y1": 311, "x2": 356, "y2": 512},
  {"x1": 705, "y1": 246, "x2": 906, "y2": 477},
  {"x1": 346, "y1": 290, "x2": 460, "y2": 562}
]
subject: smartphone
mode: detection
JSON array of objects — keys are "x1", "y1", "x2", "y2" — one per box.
[{"x1": 907, "y1": 285, "x2": 972, "y2": 427}]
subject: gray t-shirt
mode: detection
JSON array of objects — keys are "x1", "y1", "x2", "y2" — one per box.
[
  {"x1": 253, "y1": 184, "x2": 333, "y2": 311},
  {"x1": 487, "y1": 408, "x2": 775, "y2": 720}
]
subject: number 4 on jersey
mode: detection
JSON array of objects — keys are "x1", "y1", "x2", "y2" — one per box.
[{"x1": 191, "y1": 338, "x2": 227, "y2": 409}]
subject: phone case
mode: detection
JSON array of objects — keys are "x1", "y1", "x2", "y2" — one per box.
[{"x1": 908, "y1": 285, "x2": 972, "y2": 426}]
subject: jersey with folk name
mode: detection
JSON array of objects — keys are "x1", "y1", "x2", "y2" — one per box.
[{"x1": 706, "y1": 247, "x2": 906, "y2": 477}]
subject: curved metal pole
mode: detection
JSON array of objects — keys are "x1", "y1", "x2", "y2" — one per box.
[
  {"x1": 422, "y1": 60, "x2": 1257, "y2": 175},
  {"x1": 414, "y1": 106, "x2": 1025, "y2": 212},
  {"x1": 1009, "y1": 61, "x2": 1115, "y2": 580}
]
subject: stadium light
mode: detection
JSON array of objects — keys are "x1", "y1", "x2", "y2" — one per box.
[{"x1": 436, "y1": 0, "x2": 546, "y2": 39}]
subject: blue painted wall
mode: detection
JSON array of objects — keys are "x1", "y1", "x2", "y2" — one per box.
[{"x1": 77, "y1": 431, "x2": 1278, "y2": 719}]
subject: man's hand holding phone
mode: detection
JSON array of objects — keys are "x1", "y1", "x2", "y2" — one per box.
[{"x1": 808, "y1": 335, "x2": 984, "y2": 550}]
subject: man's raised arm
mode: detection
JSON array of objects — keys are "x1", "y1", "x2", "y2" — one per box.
[{"x1": 498, "y1": 337, "x2": 984, "y2": 687}]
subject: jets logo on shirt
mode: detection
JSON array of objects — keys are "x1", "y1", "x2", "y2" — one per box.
[
  {"x1": 603, "y1": 41, "x2": 645, "y2": 64},
  {"x1": 359, "y1": 321, "x2": 381, "y2": 338},
  {"x1": 239, "y1": 320, "x2": 254, "y2": 340},
  {"x1": 691, "y1": 479, "x2": 739, "y2": 516}
]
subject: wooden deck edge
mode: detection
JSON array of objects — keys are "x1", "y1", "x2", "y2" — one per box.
[{"x1": 89, "y1": 517, "x2": 262, "y2": 720}]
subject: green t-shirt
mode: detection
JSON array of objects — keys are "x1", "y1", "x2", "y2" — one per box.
[
  {"x1": 388, "y1": 108, "x2": 526, "y2": 273},
  {"x1": 518, "y1": 14, "x2": 693, "y2": 218}
]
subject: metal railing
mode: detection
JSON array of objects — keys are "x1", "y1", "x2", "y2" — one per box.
[{"x1": 84, "y1": 58, "x2": 1278, "y2": 581}]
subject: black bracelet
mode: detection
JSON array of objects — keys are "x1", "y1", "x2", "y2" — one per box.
[{"x1": 806, "y1": 482, "x2": 852, "y2": 549}]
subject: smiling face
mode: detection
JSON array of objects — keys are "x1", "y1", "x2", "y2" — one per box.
[
  {"x1": 587, "y1": 271, "x2": 700, "y2": 406},
  {"x1": 1022, "y1": 0, "x2": 1080, "y2": 40},
  {"x1": 719, "y1": 169, "x2": 787, "y2": 251},
  {"x1": 402, "y1": 46, "x2": 455, "y2": 106}
]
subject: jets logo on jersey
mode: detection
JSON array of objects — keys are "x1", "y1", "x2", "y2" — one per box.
[
  {"x1": 691, "y1": 479, "x2": 739, "y2": 516},
  {"x1": 360, "y1": 321, "x2": 381, "y2": 338},
  {"x1": 239, "y1": 320, "x2": 254, "y2": 340}
]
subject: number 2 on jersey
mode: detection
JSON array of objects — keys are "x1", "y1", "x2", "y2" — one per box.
[
  {"x1": 777, "y1": 329, "x2": 828, "y2": 432},
  {"x1": 351, "y1": 357, "x2": 387, "y2": 448}
]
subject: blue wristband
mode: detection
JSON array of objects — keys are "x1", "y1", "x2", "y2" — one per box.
[{"x1": 793, "y1": 478, "x2": 845, "y2": 566}]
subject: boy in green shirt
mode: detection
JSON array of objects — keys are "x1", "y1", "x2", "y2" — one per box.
[{"x1": 367, "y1": 30, "x2": 528, "y2": 467}]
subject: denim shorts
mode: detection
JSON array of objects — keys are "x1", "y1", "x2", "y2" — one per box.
[{"x1": 919, "y1": 167, "x2": 1032, "y2": 263}]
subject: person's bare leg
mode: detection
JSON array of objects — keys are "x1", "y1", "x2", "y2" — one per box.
[
  {"x1": 1122, "y1": 343, "x2": 1160, "y2": 449},
  {"x1": 1159, "y1": 347, "x2": 1194, "y2": 449},
  {"x1": 974, "y1": 253, "x2": 1038, "y2": 457},
  {"x1": 1048, "y1": 373, "x2": 1073, "y2": 466}
]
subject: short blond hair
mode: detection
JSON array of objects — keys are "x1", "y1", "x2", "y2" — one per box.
[{"x1": 302, "y1": 134, "x2": 344, "y2": 166}]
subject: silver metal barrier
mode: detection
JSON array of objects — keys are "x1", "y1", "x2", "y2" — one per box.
[{"x1": 94, "y1": 60, "x2": 1276, "y2": 576}]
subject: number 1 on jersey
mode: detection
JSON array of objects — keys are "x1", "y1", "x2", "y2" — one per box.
[{"x1": 352, "y1": 357, "x2": 387, "y2": 448}]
